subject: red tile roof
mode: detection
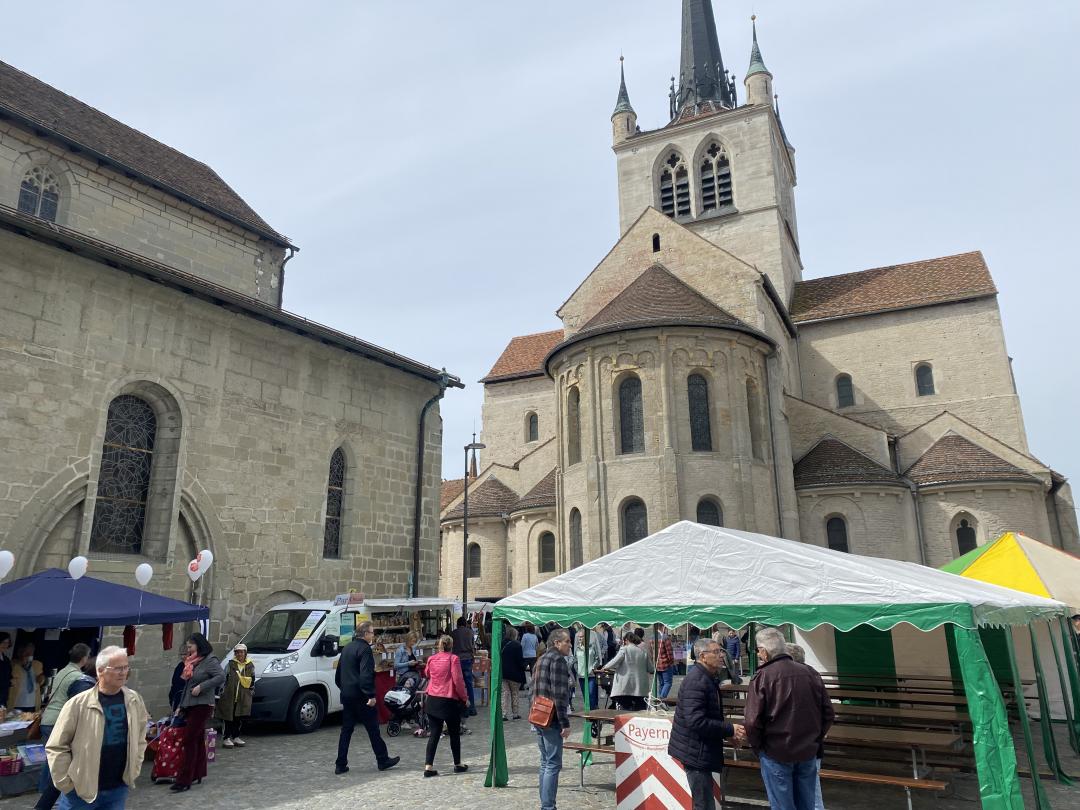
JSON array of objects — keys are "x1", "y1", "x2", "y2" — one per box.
[
  {"x1": 790, "y1": 251, "x2": 996, "y2": 323},
  {"x1": 0, "y1": 60, "x2": 288, "y2": 245},
  {"x1": 442, "y1": 476, "x2": 520, "y2": 521},
  {"x1": 482, "y1": 330, "x2": 563, "y2": 383},
  {"x1": 793, "y1": 438, "x2": 903, "y2": 489},
  {"x1": 514, "y1": 468, "x2": 557, "y2": 511},
  {"x1": 441, "y1": 478, "x2": 467, "y2": 511},
  {"x1": 905, "y1": 433, "x2": 1039, "y2": 487}
]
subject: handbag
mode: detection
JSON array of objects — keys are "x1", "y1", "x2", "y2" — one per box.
[{"x1": 528, "y1": 694, "x2": 556, "y2": 728}]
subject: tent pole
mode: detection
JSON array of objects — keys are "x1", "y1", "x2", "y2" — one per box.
[
  {"x1": 747, "y1": 623, "x2": 757, "y2": 677},
  {"x1": 1057, "y1": 616, "x2": 1080, "y2": 749},
  {"x1": 580, "y1": 627, "x2": 594, "y2": 772},
  {"x1": 1004, "y1": 629, "x2": 1050, "y2": 809},
  {"x1": 1047, "y1": 619, "x2": 1080, "y2": 755},
  {"x1": 1028, "y1": 624, "x2": 1071, "y2": 784},
  {"x1": 484, "y1": 619, "x2": 507, "y2": 788}
]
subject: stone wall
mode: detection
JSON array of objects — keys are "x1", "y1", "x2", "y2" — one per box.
[
  {"x1": 797, "y1": 488, "x2": 919, "y2": 561},
  {"x1": 0, "y1": 124, "x2": 286, "y2": 306},
  {"x1": 479, "y1": 376, "x2": 556, "y2": 470}
]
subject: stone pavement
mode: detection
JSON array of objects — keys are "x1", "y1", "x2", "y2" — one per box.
[{"x1": 8, "y1": 713, "x2": 1080, "y2": 809}]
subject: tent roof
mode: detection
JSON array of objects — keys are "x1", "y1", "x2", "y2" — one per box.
[
  {"x1": 0, "y1": 569, "x2": 209, "y2": 628},
  {"x1": 494, "y1": 522, "x2": 1065, "y2": 631},
  {"x1": 941, "y1": 532, "x2": 1080, "y2": 613}
]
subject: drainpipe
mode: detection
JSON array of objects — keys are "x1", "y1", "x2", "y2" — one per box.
[
  {"x1": 893, "y1": 438, "x2": 928, "y2": 566},
  {"x1": 411, "y1": 372, "x2": 451, "y2": 597},
  {"x1": 1048, "y1": 478, "x2": 1066, "y2": 550},
  {"x1": 276, "y1": 246, "x2": 298, "y2": 309},
  {"x1": 763, "y1": 350, "x2": 785, "y2": 537}
]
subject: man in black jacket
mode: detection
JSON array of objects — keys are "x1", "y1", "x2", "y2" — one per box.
[
  {"x1": 668, "y1": 638, "x2": 744, "y2": 810},
  {"x1": 334, "y1": 621, "x2": 398, "y2": 775}
]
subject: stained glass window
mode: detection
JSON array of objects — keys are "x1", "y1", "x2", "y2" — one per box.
[
  {"x1": 836, "y1": 374, "x2": 854, "y2": 408},
  {"x1": 467, "y1": 542, "x2": 482, "y2": 578},
  {"x1": 622, "y1": 499, "x2": 648, "y2": 547},
  {"x1": 696, "y1": 499, "x2": 722, "y2": 527},
  {"x1": 826, "y1": 516, "x2": 849, "y2": 553},
  {"x1": 688, "y1": 374, "x2": 712, "y2": 451},
  {"x1": 619, "y1": 376, "x2": 644, "y2": 454},
  {"x1": 90, "y1": 395, "x2": 156, "y2": 554},
  {"x1": 915, "y1": 364, "x2": 935, "y2": 397},
  {"x1": 569, "y1": 508, "x2": 583, "y2": 569},
  {"x1": 567, "y1": 387, "x2": 581, "y2": 465},
  {"x1": 18, "y1": 167, "x2": 60, "y2": 222},
  {"x1": 539, "y1": 532, "x2": 556, "y2": 573},
  {"x1": 323, "y1": 448, "x2": 345, "y2": 558}
]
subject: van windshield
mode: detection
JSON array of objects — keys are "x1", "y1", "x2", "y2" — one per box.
[{"x1": 241, "y1": 609, "x2": 327, "y2": 654}]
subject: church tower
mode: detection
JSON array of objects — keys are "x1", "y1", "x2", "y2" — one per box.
[
  {"x1": 611, "y1": 57, "x2": 638, "y2": 146},
  {"x1": 612, "y1": 2, "x2": 802, "y2": 303}
]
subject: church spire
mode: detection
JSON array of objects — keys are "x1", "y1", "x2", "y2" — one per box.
[
  {"x1": 611, "y1": 56, "x2": 638, "y2": 146},
  {"x1": 744, "y1": 15, "x2": 774, "y2": 106},
  {"x1": 746, "y1": 15, "x2": 771, "y2": 78},
  {"x1": 612, "y1": 56, "x2": 635, "y2": 117},
  {"x1": 671, "y1": 0, "x2": 736, "y2": 121}
]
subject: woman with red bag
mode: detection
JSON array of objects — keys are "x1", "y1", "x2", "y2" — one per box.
[
  {"x1": 421, "y1": 635, "x2": 469, "y2": 778},
  {"x1": 171, "y1": 633, "x2": 223, "y2": 792}
]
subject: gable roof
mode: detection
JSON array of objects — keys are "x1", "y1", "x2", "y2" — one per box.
[
  {"x1": 441, "y1": 477, "x2": 468, "y2": 511},
  {"x1": 442, "y1": 476, "x2": 520, "y2": 521},
  {"x1": 790, "y1": 251, "x2": 996, "y2": 324},
  {"x1": 793, "y1": 438, "x2": 904, "y2": 489},
  {"x1": 905, "y1": 433, "x2": 1040, "y2": 487},
  {"x1": 482, "y1": 329, "x2": 563, "y2": 384},
  {"x1": 514, "y1": 468, "x2": 557, "y2": 511},
  {"x1": 0, "y1": 59, "x2": 288, "y2": 246}
]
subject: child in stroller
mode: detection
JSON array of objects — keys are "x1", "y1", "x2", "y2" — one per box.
[{"x1": 383, "y1": 670, "x2": 428, "y2": 737}]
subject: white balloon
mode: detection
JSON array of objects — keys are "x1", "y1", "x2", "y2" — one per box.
[
  {"x1": 68, "y1": 556, "x2": 88, "y2": 580},
  {"x1": 135, "y1": 563, "x2": 154, "y2": 588},
  {"x1": 197, "y1": 549, "x2": 214, "y2": 572},
  {"x1": 0, "y1": 550, "x2": 14, "y2": 579},
  {"x1": 186, "y1": 560, "x2": 202, "y2": 583}
]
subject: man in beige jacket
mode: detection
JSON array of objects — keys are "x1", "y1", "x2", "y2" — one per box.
[{"x1": 46, "y1": 646, "x2": 149, "y2": 810}]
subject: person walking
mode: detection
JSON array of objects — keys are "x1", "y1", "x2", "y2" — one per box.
[
  {"x1": 216, "y1": 643, "x2": 254, "y2": 749},
  {"x1": 422, "y1": 635, "x2": 469, "y2": 777},
  {"x1": 9, "y1": 641, "x2": 45, "y2": 712},
  {"x1": 334, "y1": 621, "x2": 399, "y2": 775},
  {"x1": 35, "y1": 644, "x2": 92, "y2": 810},
  {"x1": 520, "y1": 623, "x2": 539, "y2": 678},
  {"x1": 668, "y1": 637, "x2": 743, "y2": 810},
  {"x1": 574, "y1": 628, "x2": 603, "y2": 710},
  {"x1": 654, "y1": 624, "x2": 675, "y2": 700},
  {"x1": 170, "y1": 633, "x2": 223, "y2": 792},
  {"x1": 500, "y1": 626, "x2": 526, "y2": 721},
  {"x1": 601, "y1": 632, "x2": 654, "y2": 711},
  {"x1": 532, "y1": 628, "x2": 572, "y2": 810},
  {"x1": 744, "y1": 628, "x2": 835, "y2": 810},
  {"x1": 451, "y1": 618, "x2": 477, "y2": 716},
  {"x1": 45, "y1": 645, "x2": 149, "y2": 810},
  {"x1": 724, "y1": 630, "x2": 742, "y2": 684}
]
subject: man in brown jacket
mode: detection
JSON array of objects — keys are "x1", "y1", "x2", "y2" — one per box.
[{"x1": 743, "y1": 628, "x2": 834, "y2": 810}]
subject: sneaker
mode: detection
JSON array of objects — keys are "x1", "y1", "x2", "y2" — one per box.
[
  {"x1": 378, "y1": 756, "x2": 400, "y2": 772},
  {"x1": 334, "y1": 765, "x2": 349, "y2": 775},
  {"x1": 222, "y1": 738, "x2": 235, "y2": 748},
  {"x1": 232, "y1": 737, "x2": 246, "y2": 747}
]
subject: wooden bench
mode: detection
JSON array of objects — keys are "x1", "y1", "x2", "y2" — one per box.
[{"x1": 564, "y1": 741, "x2": 614, "y2": 787}]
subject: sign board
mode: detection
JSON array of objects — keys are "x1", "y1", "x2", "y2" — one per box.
[
  {"x1": 613, "y1": 714, "x2": 722, "y2": 809},
  {"x1": 333, "y1": 592, "x2": 365, "y2": 607},
  {"x1": 286, "y1": 610, "x2": 324, "y2": 651}
]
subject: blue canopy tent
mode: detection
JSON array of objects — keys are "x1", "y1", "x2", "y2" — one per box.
[{"x1": 0, "y1": 569, "x2": 208, "y2": 627}]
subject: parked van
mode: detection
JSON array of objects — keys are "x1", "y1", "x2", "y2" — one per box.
[{"x1": 226, "y1": 596, "x2": 459, "y2": 733}]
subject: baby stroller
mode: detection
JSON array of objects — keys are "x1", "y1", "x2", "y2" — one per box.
[{"x1": 383, "y1": 671, "x2": 428, "y2": 737}]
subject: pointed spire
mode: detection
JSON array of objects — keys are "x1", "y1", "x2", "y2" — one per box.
[
  {"x1": 612, "y1": 56, "x2": 635, "y2": 117},
  {"x1": 746, "y1": 15, "x2": 771, "y2": 78},
  {"x1": 672, "y1": 0, "x2": 735, "y2": 119}
]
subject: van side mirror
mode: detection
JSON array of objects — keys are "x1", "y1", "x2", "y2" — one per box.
[{"x1": 318, "y1": 637, "x2": 340, "y2": 657}]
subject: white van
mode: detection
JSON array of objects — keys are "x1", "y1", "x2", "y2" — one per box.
[{"x1": 226, "y1": 597, "x2": 459, "y2": 733}]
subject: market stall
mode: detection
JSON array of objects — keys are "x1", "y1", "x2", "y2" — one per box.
[{"x1": 483, "y1": 521, "x2": 1071, "y2": 810}]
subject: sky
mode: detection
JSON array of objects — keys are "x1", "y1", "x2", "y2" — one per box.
[{"x1": 6, "y1": 1, "x2": 1079, "y2": 490}]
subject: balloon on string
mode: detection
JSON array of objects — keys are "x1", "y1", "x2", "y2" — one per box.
[
  {"x1": 197, "y1": 550, "x2": 214, "y2": 573},
  {"x1": 186, "y1": 560, "x2": 202, "y2": 583},
  {"x1": 135, "y1": 563, "x2": 154, "y2": 588},
  {"x1": 0, "y1": 551, "x2": 14, "y2": 580},
  {"x1": 68, "y1": 556, "x2": 88, "y2": 580}
]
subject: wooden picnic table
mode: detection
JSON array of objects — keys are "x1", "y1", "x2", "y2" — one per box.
[
  {"x1": 818, "y1": 672, "x2": 1033, "y2": 686},
  {"x1": 720, "y1": 682, "x2": 969, "y2": 707},
  {"x1": 662, "y1": 695, "x2": 969, "y2": 724}
]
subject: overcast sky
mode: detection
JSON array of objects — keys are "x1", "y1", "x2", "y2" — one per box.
[{"x1": 7, "y1": 1, "x2": 1078, "y2": 494}]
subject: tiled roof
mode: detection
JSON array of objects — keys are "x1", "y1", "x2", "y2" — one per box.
[
  {"x1": 441, "y1": 478, "x2": 466, "y2": 511},
  {"x1": 482, "y1": 330, "x2": 563, "y2": 383},
  {"x1": 905, "y1": 433, "x2": 1039, "y2": 487},
  {"x1": 514, "y1": 468, "x2": 557, "y2": 511},
  {"x1": 793, "y1": 438, "x2": 904, "y2": 489},
  {"x1": 790, "y1": 251, "x2": 996, "y2": 323},
  {"x1": 442, "y1": 476, "x2": 520, "y2": 521},
  {"x1": 0, "y1": 60, "x2": 288, "y2": 245}
]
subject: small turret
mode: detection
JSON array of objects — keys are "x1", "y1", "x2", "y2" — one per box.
[
  {"x1": 612, "y1": 56, "x2": 638, "y2": 145},
  {"x1": 744, "y1": 16, "x2": 773, "y2": 106}
]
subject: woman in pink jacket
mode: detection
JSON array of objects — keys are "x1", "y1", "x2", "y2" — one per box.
[{"x1": 422, "y1": 635, "x2": 469, "y2": 777}]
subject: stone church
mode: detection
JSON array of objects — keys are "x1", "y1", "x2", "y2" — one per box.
[
  {"x1": 440, "y1": 1, "x2": 1079, "y2": 602},
  {"x1": 0, "y1": 60, "x2": 459, "y2": 706}
]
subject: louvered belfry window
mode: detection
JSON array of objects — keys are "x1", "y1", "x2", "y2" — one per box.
[
  {"x1": 619, "y1": 376, "x2": 644, "y2": 454},
  {"x1": 688, "y1": 374, "x2": 713, "y2": 451},
  {"x1": 659, "y1": 152, "x2": 690, "y2": 218},
  {"x1": 323, "y1": 448, "x2": 346, "y2": 558},
  {"x1": 700, "y1": 142, "x2": 733, "y2": 212},
  {"x1": 90, "y1": 395, "x2": 156, "y2": 554}
]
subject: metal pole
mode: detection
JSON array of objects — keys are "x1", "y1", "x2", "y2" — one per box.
[{"x1": 462, "y1": 446, "x2": 470, "y2": 607}]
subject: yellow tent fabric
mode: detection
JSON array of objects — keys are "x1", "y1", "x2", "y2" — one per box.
[{"x1": 954, "y1": 532, "x2": 1080, "y2": 611}]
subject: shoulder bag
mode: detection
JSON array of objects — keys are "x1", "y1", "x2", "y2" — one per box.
[{"x1": 528, "y1": 694, "x2": 555, "y2": 728}]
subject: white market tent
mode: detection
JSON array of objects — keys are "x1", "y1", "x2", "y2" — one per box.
[{"x1": 483, "y1": 521, "x2": 1074, "y2": 809}]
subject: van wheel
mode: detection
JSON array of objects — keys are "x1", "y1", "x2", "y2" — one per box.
[{"x1": 288, "y1": 690, "x2": 325, "y2": 733}]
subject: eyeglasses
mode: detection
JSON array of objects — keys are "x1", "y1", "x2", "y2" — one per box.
[{"x1": 106, "y1": 665, "x2": 131, "y2": 672}]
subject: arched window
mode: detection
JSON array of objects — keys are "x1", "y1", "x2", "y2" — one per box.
[
  {"x1": 526, "y1": 412, "x2": 539, "y2": 443},
  {"x1": 90, "y1": 394, "x2": 156, "y2": 554},
  {"x1": 18, "y1": 166, "x2": 60, "y2": 222},
  {"x1": 696, "y1": 498, "x2": 723, "y2": 527},
  {"x1": 538, "y1": 532, "x2": 556, "y2": 573},
  {"x1": 836, "y1": 374, "x2": 854, "y2": 408},
  {"x1": 915, "y1": 364, "x2": 935, "y2": 396},
  {"x1": 323, "y1": 448, "x2": 345, "y2": 558},
  {"x1": 652, "y1": 233, "x2": 661, "y2": 252},
  {"x1": 659, "y1": 152, "x2": 690, "y2": 218},
  {"x1": 956, "y1": 518, "x2": 977, "y2": 555},
  {"x1": 569, "y1": 508, "x2": 583, "y2": 569},
  {"x1": 688, "y1": 373, "x2": 713, "y2": 451},
  {"x1": 567, "y1": 387, "x2": 581, "y2": 465},
  {"x1": 467, "y1": 542, "x2": 482, "y2": 578},
  {"x1": 826, "y1": 516, "x2": 849, "y2": 553},
  {"x1": 622, "y1": 498, "x2": 648, "y2": 547},
  {"x1": 745, "y1": 378, "x2": 765, "y2": 461},
  {"x1": 699, "y1": 141, "x2": 733, "y2": 212},
  {"x1": 618, "y1": 376, "x2": 645, "y2": 454}
]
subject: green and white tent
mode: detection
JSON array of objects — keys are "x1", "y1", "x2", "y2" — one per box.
[{"x1": 484, "y1": 521, "x2": 1072, "y2": 809}]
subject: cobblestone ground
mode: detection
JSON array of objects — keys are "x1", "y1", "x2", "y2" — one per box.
[{"x1": 7, "y1": 714, "x2": 1080, "y2": 809}]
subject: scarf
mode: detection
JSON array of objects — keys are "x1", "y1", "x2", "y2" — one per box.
[
  {"x1": 233, "y1": 659, "x2": 253, "y2": 690},
  {"x1": 181, "y1": 652, "x2": 203, "y2": 681}
]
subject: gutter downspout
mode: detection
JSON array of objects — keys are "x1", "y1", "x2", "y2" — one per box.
[
  {"x1": 1049, "y1": 478, "x2": 1066, "y2": 550},
  {"x1": 894, "y1": 439, "x2": 927, "y2": 566},
  {"x1": 277, "y1": 246, "x2": 298, "y2": 309},
  {"x1": 763, "y1": 350, "x2": 785, "y2": 537},
  {"x1": 412, "y1": 372, "x2": 451, "y2": 597}
]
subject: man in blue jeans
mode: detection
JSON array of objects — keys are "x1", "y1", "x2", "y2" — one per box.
[
  {"x1": 532, "y1": 629, "x2": 572, "y2": 810},
  {"x1": 743, "y1": 628, "x2": 834, "y2": 810}
]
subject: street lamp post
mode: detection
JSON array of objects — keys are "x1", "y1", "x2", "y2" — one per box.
[{"x1": 462, "y1": 435, "x2": 486, "y2": 608}]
